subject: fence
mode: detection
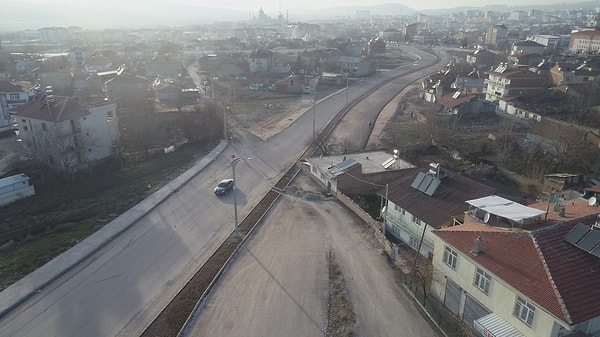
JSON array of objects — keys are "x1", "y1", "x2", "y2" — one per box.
[{"x1": 337, "y1": 190, "x2": 478, "y2": 337}]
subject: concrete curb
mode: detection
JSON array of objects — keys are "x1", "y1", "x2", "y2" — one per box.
[{"x1": 0, "y1": 140, "x2": 228, "y2": 319}]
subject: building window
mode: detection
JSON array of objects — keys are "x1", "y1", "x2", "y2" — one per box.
[
  {"x1": 514, "y1": 297, "x2": 535, "y2": 326},
  {"x1": 409, "y1": 236, "x2": 419, "y2": 249},
  {"x1": 443, "y1": 246, "x2": 457, "y2": 269},
  {"x1": 10, "y1": 93, "x2": 19, "y2": 100},
  {"x1": 474, "y1": 268, "x2": 491, "y2": 294},
  {"x1": 394, "y1": 205, "x2": 404, "y2": 213},
  {"x1": 23, "y1": 125, "x2": 28, "y2": 131},
  {"x1": 412, "y1": 215, "x2": 421, "y2": 226}
]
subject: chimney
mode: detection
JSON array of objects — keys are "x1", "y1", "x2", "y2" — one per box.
[{"x1": 471, "y1": 237, "x2": 482, "y2": 256}]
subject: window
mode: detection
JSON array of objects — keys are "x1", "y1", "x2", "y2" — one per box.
[
  {"x1": 514, "y1": 297, "x2": 535, "y2": 326},
  {"x1": 474, "y1": 268, "x2": 491, "y2": 294},
  {"x1": 412, "y1": 215, "x2": 421, "y2": 226},
  {"x1": 409, "y1": 236, "x2": 419, "y2": 249},
  {"x1": 443, "y1": 246, "x2": 457, "y2": 269},
  {"x1": 10, "y1": 93, "x2": 19, "y2": 100}
]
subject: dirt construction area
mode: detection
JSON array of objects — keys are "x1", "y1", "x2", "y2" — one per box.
[{"x1": 185, "y1": 173, "x2": 442, "y2": 337}]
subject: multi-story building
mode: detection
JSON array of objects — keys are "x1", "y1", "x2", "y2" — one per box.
[
  {"x1": 510, "y1": 40, "x2": 546, "y2": 56},
  {"x1": 466, "y1": 49, "x2": 500, "y2": 70},
  {"x1": 33, "y1": 56, "x2": 73, "y2": 95},
  {"x1": 528, "y1": 35, "x2": 562, "y2": 53},
  {"x1": 484, "y1": 64, "x2": 547, "y2": 103},
  {"x1": 11, "y1": 95, "x2": 119, "y2": 174},
  {"x1": 569, "y1": 29, "x2": 600, "y2": 53},
  {"x1": 105, "y1": 72, "x2": 151, "y2": 112},
  {"x1": 248, "y1": 49, "x2": 273, "y2": 73},
  {"x1": 430, "y1": 195, "x2": 600, "y2": 337},
  {"x1": 0, "y1": 80, "x2": 37, "y2": 132},
  {"x1": 485, "y1": 24, "x2": 509, "y2": 49}
]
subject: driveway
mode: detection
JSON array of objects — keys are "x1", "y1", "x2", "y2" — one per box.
[{"x1": 185, "y1": 173, "x2": 442, "y2": 337}]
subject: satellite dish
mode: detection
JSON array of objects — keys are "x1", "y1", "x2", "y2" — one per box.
[
  {"x1": 589, "y1": 196, "x2": 597, "y2": 206},
  {"x1": 483, "y1": 212, "x2": 491, "y2": 223}
]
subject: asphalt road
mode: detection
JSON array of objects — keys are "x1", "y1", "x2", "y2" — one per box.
[
  {"x1": 332, "y1": 48, "x2": 444, "y2": 152},
  {"x1": 182, "y1": 46, "x2": 445, "y2": 337},
  {"x1": 184, "y1": 174, "x2": 442, "y2": 337},
  {"x1": 0, "y1": 45, "x2": 438, "y2": 337}
]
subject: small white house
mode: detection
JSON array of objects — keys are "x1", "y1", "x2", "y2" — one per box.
[{"x1": 0, "y1": 173, "x2": 35, "y2": 206}]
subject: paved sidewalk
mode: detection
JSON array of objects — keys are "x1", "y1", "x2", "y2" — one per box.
[{"x1": 0, "y1": 140, "x2": 228, "y2": 319}]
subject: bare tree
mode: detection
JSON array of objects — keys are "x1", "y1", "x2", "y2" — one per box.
[
  {"x1": 24, "y1": 123, "x2": 97, "y2": 180},
  {"x1": 492, "y1": 124, "x2": 518, "y2": 166}
]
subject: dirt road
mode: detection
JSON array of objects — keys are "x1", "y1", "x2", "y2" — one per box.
[{"x1": 185, "y1": 174, "x2": 441, "y2": 337}]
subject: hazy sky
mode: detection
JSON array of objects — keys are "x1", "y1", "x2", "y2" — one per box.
[{"x1": 15, "y1": 0, "x2": 592, "y2": 13}]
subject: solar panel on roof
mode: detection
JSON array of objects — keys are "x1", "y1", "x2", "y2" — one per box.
[
  {"x1": 563, "y1": 223, "x2": 591, "y2": 245},
  {"x1": 424, "y1": 178, "x2": 441, "y2": 196},
  {"x1": 591, "y1": 245, "x2": 600, "y2": 258},
  {"x1": 577, "y1": 229, "x2": 600, "y2": 252},
  {"x1": 381, "y1": 157, "x2": 397, "y2": 169},
  {"x1": 411, "y1": 172, "x2": 426, "y2": 189},
  {"x1": 410, "y1": 171, "x2": 442, "y2": 196},
  {"x1": 418, "y1": 174, "x2": 434, "y2": 191}
]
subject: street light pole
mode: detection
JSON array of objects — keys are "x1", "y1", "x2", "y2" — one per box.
[
  {"x1": 224, "y1": 105, "x2": 229, "y2": 141},
  {"x1": 383, "y1": 183, "x2": 388, "y2": 235},
  {"x1": 230, "y1": 154, "x2": 241, "y2": 240},
  {"x1": 217, "y1": 152, "x2": 246, "y2": 240},
  {"x1": 345, "y1": 76, "x2": 349, "y2": 105},
  {"x1": 312, "y1": 98, "x2": 316, "y2": 142}
]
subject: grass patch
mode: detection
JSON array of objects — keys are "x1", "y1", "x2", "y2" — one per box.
[
  {"x1": 0, "y1": 141, "x2": 215, "y2": 291},
  {"x1": 0, "y1": 220, "x2": 98, "y2": 290},
  {"x1": 327, "y1": 250, "x2": 355, "y2": 337}
]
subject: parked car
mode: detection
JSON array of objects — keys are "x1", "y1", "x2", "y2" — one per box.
[{"x1": 214, "y1": 179, "x2": 234, "y2": 195}]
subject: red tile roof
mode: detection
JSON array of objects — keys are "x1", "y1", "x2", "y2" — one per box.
[
  {"x1": 0, "y1": 80, "x2": 25, "y2": 92},
  {"x1": 436, "y1": 92, "x2": 477, "y2": 109},
  {"x1": 435, "y1": 212, "x2": 600, "y2": 324},
  {"x1": 12, "y1": 95, "x2": 89, "y2": 122}
]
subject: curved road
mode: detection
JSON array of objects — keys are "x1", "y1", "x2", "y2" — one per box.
[{"x1": 0, "y1": 46, "x2": 438, "y2": 337}]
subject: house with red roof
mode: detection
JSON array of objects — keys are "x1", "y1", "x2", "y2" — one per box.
[
  {"x1": 484, "y1": 64, "x2": 548, "y2": 103},
  {"x1": 11, "y1": 94, "x2": 119, "y2": 174},
  {"x1": 430, "y1": 195, "x2": 600, "y2": 337}
]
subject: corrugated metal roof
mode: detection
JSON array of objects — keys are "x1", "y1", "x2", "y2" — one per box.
[
  {"x1": 386, "y1": 167, "x2": 498, "y2": 228},
  {"x1": 474, "y1": 313, "x2": 525, "y2": 337}
]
